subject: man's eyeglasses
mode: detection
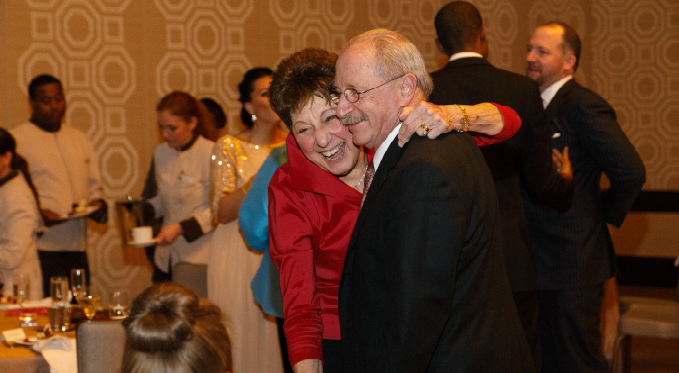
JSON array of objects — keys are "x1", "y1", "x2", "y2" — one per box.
[{"x1": 332, "y1": 74, "x2": 405, "y2": 104}]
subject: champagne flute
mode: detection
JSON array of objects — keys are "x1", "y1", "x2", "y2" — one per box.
[
  {"x1": 15, "y1": 273, "x2": 30, "y2": 306},
  {"x1": 70, "y1": 269, "x2": 86, "y2": 305},
  {"x1": 77, "y1": 286, "x2": 101, "y2": 321},
  {"x1": 50, "y1": 276, "x2": 69, "y2": 306}
]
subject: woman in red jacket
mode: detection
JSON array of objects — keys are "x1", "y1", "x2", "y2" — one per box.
[{"x1": 267, "y1": 48, "x2": 520, "y2": 373}]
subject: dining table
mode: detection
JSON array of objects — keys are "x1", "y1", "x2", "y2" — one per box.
[{"x1": 0, "y1": 305, "x2": 107, "y2": 373}]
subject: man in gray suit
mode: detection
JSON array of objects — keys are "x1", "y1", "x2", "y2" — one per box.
[{"x1": 525, "y1": 22, "x2": 646, "y2": 372}]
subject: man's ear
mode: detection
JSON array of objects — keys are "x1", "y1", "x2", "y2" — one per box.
[
  {"x1": 435, "y1": 38, "x2": 446, "y2": 55},
  {"x1": 563, "y1": 53, "x2": 577, "y2": 74},
  {"x1": 398, "y1": 73, "x2": 418, "y2": 106}
]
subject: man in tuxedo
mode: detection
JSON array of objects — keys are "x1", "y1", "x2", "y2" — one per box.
[
  {"x1": 525, "y1": 22, "x2": 646, "y2": 372},
  {"x1": 428, "y1": 3, "x2": 574, "y2": 371},
  {"x1": 335, "y1": 29, "x2": 533, "y2": 373}
]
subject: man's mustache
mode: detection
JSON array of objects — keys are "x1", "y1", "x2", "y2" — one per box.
[
  {"x1": 340, "y1": 114, "x2": 369, "y2": 125},
  {"x1": 526, "y1": 62, "x2": 540, "y2": 71}
]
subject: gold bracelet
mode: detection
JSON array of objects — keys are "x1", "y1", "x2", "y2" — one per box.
[
  {"x1": 457, "y1": 105, "x2": 469, "y2": 132},
  {"x1": 241, "y1": 179, "x2": 253, "y2": 194}
]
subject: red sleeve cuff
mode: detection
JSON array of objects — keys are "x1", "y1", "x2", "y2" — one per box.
[
  {"x1": 472, "y1": 103, "x2": 521, "y2": 146},
  {"x1": 288, "y1": 346, "x2": 324, "y2": 369}
]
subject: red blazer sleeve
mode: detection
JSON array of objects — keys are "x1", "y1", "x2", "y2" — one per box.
[
  {"x1": 268, "y1": 169, "x2": 324, "y2": 367},
  {"x1": 472, "y1": 103, "x2": 521, "y2": 146}
]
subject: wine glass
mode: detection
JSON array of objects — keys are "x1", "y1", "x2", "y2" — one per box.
[
  {"x1": 77, "y1": 286, "x2": 101, "y2": 321},
  {"x1": 70, "y1": 269, "x2": 86, "y2": 304}
]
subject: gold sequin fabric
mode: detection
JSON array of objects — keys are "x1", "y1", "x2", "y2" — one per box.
[{"x1": 209, "y1": 135, "x2": 284, "y2": 221}]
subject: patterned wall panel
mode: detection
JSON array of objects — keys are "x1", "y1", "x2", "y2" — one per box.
[
  {"x1": 1, "y1": 0, "x2": 676, "y2": 298},
  {"x1": 591, "y1": 0, "x2": 679, "y2": 189},
  {"x1": 6, "y1": 0, "x2": 148, "y2": 300}
]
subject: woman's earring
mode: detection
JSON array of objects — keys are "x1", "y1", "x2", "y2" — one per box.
[{"x1": 251, "y1": 114, "x2": 257, "y2": 122}]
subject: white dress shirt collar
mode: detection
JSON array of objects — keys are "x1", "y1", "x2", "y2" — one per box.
[
  {"x1": 449, "y1": 52, "x2": 484, "y2": 62},
  {"x1": 373, "y1": 123, "x2": 401, "y2": 172},
  {"x1": 541, "y1": 75, "x2": 573, "y2": 108}
]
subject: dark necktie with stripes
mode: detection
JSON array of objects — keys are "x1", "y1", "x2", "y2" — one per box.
[{"x1": 361, "y1": 160, "x2": 375, "y2": 208}]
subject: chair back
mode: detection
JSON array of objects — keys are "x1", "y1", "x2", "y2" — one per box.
[
  {"x1": 173, "y1": 262, "x2": 208, "y2": 298},
  {"x1": 76, "y1": 321, "x2": 126, "y2": 373}
]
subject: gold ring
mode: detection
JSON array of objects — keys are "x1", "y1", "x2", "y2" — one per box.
[{"x1": 420, "y1": 124, "x2": 430, "y2": 136}]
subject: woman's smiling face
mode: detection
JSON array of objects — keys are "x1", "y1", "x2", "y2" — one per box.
[{"x1": 291, "y1": 95, "x2": 360, "y2": 177}]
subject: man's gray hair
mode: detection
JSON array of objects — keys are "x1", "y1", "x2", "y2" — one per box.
[{"x1": 346, "y1": 29, "x2": 433, "y2": 99}]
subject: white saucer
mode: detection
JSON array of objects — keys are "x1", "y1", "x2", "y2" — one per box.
[
  {"x1": 61, "y1": 206, "x2": 99, "y2": 220},
  {"x1": 127, "y1": 240, "x2": 156, "y2": 247}
]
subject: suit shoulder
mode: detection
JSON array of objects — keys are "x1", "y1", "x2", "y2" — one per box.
[
  {"x1": 490, "y1": 68, "x2": 542, "y2": 92},
  {"x1": 564, "y1": 82, "x2": 611, "y2": 108},
  {"x1": 400, "y1": 132, "x2": 483, "y2": 170}
]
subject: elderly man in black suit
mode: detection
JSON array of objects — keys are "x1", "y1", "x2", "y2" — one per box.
[
  {"x1": 525, "y1": 22, "x2": 646, "y2": 372},
  {"x1": 335, "y1": 28, "x2": 534, "y2": 373},
  {"x1": 428, "y1": 3, "x2": 574, "y2": 371}
]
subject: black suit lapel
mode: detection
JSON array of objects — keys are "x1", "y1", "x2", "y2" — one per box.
[
  {"x1": 346, "y1": 137, "x2": 403, "y2": 252},
  {"x1": 545, "y1": 79, "x2": 576, "y2": 117}
]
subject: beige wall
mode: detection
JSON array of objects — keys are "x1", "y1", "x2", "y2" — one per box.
[{"x1": 1, "y1": 0, "x2": 677, "y2": 297}]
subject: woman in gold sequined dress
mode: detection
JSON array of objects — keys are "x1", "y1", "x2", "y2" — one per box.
[{"x1": 208, "y1": 67, "x2": 288, "y2": 373}]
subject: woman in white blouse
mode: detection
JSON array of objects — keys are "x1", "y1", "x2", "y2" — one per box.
[
  {"x1": 145, "y1": 92, "x2": 215, "y2": 276},
  {"x1": 0, "y1": 128, "x2": 43, "y2": 300}
]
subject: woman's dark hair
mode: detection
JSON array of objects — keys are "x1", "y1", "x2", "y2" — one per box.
[
  {"x1": 200, "y1": 97, "x2": 227, "y2": 130},
  {"x1": 0, "y1": 128, "x2": 40, "y2": 203},
  {"x1": 269, "y1": 48, "x2": 338, "y2": 129},
  {"x1": 157, "y1": 91, "x2": 217, "y2": 141},
  {"x1": 238, "y1": 67, "x2": 273, "y2": 128},
  {"x1": 121, "y1": 283, "x2": 232, "y2": 373}
]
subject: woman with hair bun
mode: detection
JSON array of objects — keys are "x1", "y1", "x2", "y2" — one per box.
[
  {"x1": 121, "y1": 283, "x2": 232, "y2": 373},
  {"x1": 0, "y1": 127, "x2": 43, "y2": 300},
  {"x1": 208, "y1": 67, "x2": 287, "y2": 373}
]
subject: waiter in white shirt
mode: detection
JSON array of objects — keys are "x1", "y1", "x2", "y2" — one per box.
[{"x1": 11, "y1": 74, "x2": 107, "y2": 297}]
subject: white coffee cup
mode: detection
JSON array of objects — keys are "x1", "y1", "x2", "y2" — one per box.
[{"x1": 132, "y1": 226, "x2": 153, "y2": 243}]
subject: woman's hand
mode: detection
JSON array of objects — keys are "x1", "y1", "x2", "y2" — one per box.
[
  {"x1": 397, "y1": 102, "x2": 504, "y2": 147},
  {"x1": 155, "y1": 223, "x2": 181, "y2": 246},
  {"x1": 293, "y1": 359, "x2": 323, "y2": 373},
  {"x1": 398, "y1": 102, "x2": 453, "y2": 147}
]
